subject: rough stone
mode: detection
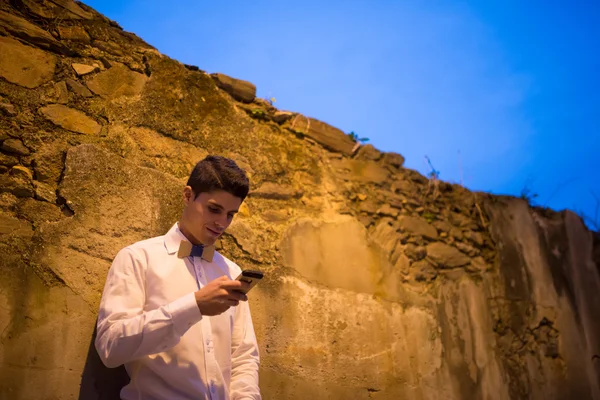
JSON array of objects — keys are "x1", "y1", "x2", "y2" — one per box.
[
  {"x1": 0, "y1": 175, "x2": 34, "y2": 198},
  {"x1": 370, "y1": 218, "x2": 399, "y2": 256},
  {"x1": 0, "y1": 153, "x2": 19, "y2": 167},
  {"x1": 331, "y1": 159, "x2": 389, "y2": 184},
  {"x1": 249, "y1": 182, "x2": 303, "y2": 200},
  {"x1": 0, "y1": 213, "x2": 33, "y2": 236},
  {"x1": 464, "y1": 230, "x2": 484, "y2": 246},
  {"x1": 357, "y1": 215, "x2": 374, "y2": 228},
  {"x1": 211, "y1": 73, "x2": 256, "y2": 103},
  {"x1": 449, "y1": 211, "x2": 475, "y2": 228},
  {"x1": 355, "y1": 144, "x2": 382, "y2": 161},
  {"x1": 55, "y1": 80, "x2": 69, "y2": 104},
  {"x1": 21, "y1": 0, "x2": 94, "y2": 20},
  {"x1": 377, "y1": 203, "x2": 399, "y2": 217},
  {"x1": 2, "y1": 138, "x2": 30, "y2": 156},
  {"x1": 0, "y1": 10, "x2": 67, "y2": 53},
  {"x1": 66, "y1": 78, "x2": 93, "y2": 97},
  {"x1": 34, "y1": 181, "x2": 57, "y2": 203},
  {"x1": 466, "y1": 256, "x2": 489, "y2": 273},
  {"x1": 394, "y1": 253, "x2": 411, "y2": 275},
  {"x1": 16, "y1": 198, "x2": 64, "y2": 226},
  {"x1": 10, "y1": 165, "x2": 33, "y2": 180},
  {"x1": 433, "y1": 220, "x2": 452, "y2": 232},
  {"x1": 261, "y1": 209, "x2": 289, "y2": 223},
  {"x1": 0, "y1": 192, "x2": 18, "y2": 210},
  {"x1": 32, "y1": 142, "x2": 67, "y2": 183},
  {"x1": 92, "y1": 40, "x2": 124, "y2": 56},
  {"x1": 398, "y1": 215, "x2": 438, "y2": 240},
  {"x1": 413, "y1": 260, "x2": 437, "y2": 282},
  {"x1": 287, "y1": 115, "x2": 357, "y2": 156},
  {"x1": 455, "y1": 241, "x2": 480, "y2": 257},
  {"x1": 391, "y1": 179, "x2": 415, "y2": 196},
  {"x1": 227, "y1": 220, "x2": 259, "y2": 255},
  {"x1": 0, "y1": 102, "x2": 17, "y2": 116},
  {"x1": 433, "y1": 220, "x2": 464, "y2": 240},
  {"x1": 71, "y1": 63, "x2": 99, "y2": 76},
  {"x1": 0, "y1": 36, "x2": 56, "y2": 88},
  {"x1": 404, "y1": 244, "x2": 427, "y2": 261},
  {"x1": 44, "y1": 143, "x2": 183, "y2": 303},
  {"x1": 426, "y1": 242, "x2": 470, "y2": 268},
  {"x1": 104, "y1": 125, "x2": 209, "y2": 178},
  {"x1": 58, "y1": 25, "x2": 91, "y2": 42},
  {"x1": 280, "y1": 217, "x2": 404, "y2": 301},
  {"x1": 40, "y1": 105, "x2": 101, "y2": 135},
  {"x1": 381, "y1": 152, "x2": 405, "y2": 168},
  {"x1": 86, "y1": 63, "x2": 147, "y2": 98},
  {"x1": 272, "y1": 111, "x2": 294, "y2": 124}
]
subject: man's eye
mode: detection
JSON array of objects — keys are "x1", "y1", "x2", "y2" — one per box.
[
  {"x1": 208, "y1": 207, "x2": 220, "y2": 213},
  {"x1": 227, "y1": 214, "x2": 234, "y2": 219}
]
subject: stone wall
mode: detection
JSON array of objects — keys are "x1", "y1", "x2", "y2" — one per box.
[{"x1": 0, "y1": 1, "x2": 599, "y2": 399}]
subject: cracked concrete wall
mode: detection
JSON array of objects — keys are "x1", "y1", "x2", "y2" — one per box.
[{"x1": 0, "y1": 1, "x2": 599, "y2": 399}]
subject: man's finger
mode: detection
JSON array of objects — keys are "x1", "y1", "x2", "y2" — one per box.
[
  {"x1": 239, "y1": 280, "x2": 251, "y2": 290},
  {"x1": 228, "y1": 291, "x2": 248, "y2": 302},
  {"x1": 220, "y1": 280, "x2": 243, "y2": 289},
  {"x1": 226, "y1": 299, "x2": 240, "y2": 307}
]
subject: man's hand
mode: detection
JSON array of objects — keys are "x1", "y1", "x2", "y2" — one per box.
[{"x1": 195, "y1": 275, "x2": 249, "y2": 316}]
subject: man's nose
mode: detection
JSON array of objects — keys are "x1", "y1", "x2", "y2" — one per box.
[{"x1": 215, "y1": 215, "x2": 228, "y2": 230}]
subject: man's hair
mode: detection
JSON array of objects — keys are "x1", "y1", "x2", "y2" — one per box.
[{"x1": 186, "y1": 155, "x2": 250, "y2": 200}]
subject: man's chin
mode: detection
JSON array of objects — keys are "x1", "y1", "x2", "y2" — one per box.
[{"x1": 202, "y1": 236, "x2": 218, "y2": 246}]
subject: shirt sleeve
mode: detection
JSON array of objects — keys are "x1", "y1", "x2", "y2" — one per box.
[
  {"x1": 94, "y1": 247, "x2": 203, "y2": 368},
  {"x1": 230, "y1": 298, "x2": 262, "y2": 399}
]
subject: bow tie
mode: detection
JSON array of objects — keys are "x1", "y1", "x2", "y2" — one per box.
[{"x1": 177, "y1": 240, "x2": 215, "y2": 262}]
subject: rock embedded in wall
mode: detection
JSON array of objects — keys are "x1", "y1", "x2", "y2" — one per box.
[
  {"x1": 86, "y1": 63, "x2": 147, "y2": 98},
  {"x1": 0, "y1": 36, "x2": 56, "y2": 88},
  {"x1": 211, "y1": 72, "x2": 256, "y2": 103},
  {"x1": 39, "y1": 105, "x2": 101, "y2": 135}
]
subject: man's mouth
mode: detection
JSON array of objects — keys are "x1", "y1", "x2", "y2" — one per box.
[{"x1": 206, "y1": 227, "x2": 221, "y2": 237}]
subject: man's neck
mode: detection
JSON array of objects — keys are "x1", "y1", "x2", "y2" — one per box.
[{"x1": 177, "y1": 221, "x2": 204, "y2": 246}]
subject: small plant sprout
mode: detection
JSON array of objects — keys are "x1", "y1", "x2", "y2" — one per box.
[
  {"x1": 520, "y1": 178, "x2": 538, "y2": 204},
  {"x1": 347, "y1": 131, "x2": 370, "y2": 143},
  {"x1": 425, "y1": 155, "x2": 441, "y2": 199},
  {"x1": 265, "y1": 92, "x2": 276, "y2": 106}
]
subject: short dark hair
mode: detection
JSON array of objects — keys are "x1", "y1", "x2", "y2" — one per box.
[{"x1": 186, "y1": 155, "x2": 249, "y2": 200}]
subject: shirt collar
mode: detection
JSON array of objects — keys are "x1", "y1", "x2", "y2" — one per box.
[
  {"x1": 164, "y1": 222, "x2": 216, "y2": 262},
  {"x1": 164, "y1": 222, "x2": 187, "y2": 255}
]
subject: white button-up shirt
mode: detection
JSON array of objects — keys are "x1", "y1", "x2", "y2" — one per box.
[{"x1": 95, "y1": 223, "x2": 261, "y2": 400}]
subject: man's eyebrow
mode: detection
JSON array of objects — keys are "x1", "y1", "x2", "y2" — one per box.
[{"x1": 208, "y1": 201, "x2": 238, "y2": 213}]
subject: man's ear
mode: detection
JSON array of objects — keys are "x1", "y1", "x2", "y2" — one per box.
[{"x1": 183, "y1": 186, "x2": 194, "y2": 205}]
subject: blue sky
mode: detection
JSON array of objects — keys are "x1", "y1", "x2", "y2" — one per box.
[{"x1": 83, "y1": 0, "x2": 600, "y2": 229}]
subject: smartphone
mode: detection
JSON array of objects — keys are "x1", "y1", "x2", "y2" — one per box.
[{"x1": 235, "y1": 270, "x2": 264, "y2": 294}]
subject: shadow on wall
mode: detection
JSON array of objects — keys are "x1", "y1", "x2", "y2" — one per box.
[{"x1": 78, "y1": 323, "x2": 129, "y2": 400}]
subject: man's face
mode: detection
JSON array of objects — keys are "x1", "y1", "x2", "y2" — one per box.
[{"x1": 180, "y1": 188, "x2": 242, "y2": 246}]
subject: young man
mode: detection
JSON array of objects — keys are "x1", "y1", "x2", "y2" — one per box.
[{"x1": 95, "y1": 156, "x2": 261, "y2": 400}]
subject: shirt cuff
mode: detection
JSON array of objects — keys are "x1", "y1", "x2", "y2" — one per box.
[{"x1": 169, "y1": 292, "x2": 203, "y2": 337}]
